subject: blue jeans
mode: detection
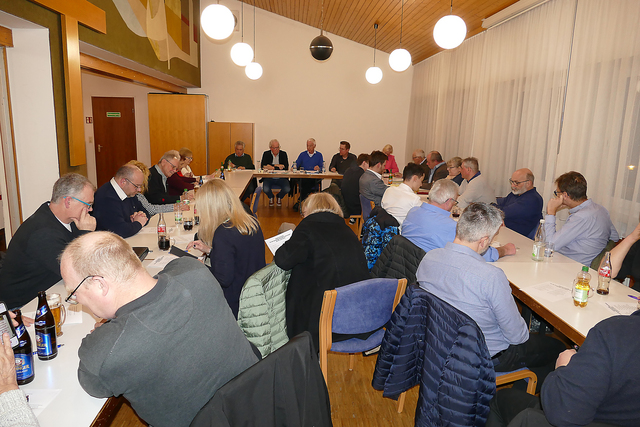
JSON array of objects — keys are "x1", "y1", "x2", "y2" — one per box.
[{"x1": 263, "y1": 178, "x2": 291, "y2": 200}]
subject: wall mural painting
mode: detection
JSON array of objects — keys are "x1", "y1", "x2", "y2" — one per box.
[{"x1": 112, "y1": 0, "x2": 199, "y2": 69}]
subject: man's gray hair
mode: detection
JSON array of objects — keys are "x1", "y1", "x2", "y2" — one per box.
[
  {"x1": 51, "y1": 173, "x2": 95, "y2": 203},
  {"x1": 525, "y1": 170, "x2": 535, "y2": 184},
  {"x1": 269, "y1": 139, "x2": 280, "y2": 148},
  {"x1": 414, "y1": 149, "x2": 426, "y2": 158},
  {"x1": 462, "y1": 157, "x2": 479, "y2": 172},
  {"x1": 234, "y1": 140, "x2": 245, "y2": 149},
  {"x1": 159, "y1": 150, "x2": 179, "y2": 164},
  {"x1": 307, "y1": 138, "x2": 316, "y2": 146},
  {"x1": 115, "y1": 164, "x2": 139, "y2": 181},
  {"x1": 456, "y1": 202, "x2": 504, "y2": 243},
  {"x1": 429, "y1": 179, "x2": 459, "y2": 205}
]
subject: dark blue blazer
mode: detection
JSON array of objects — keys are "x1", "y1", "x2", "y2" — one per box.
[{"x1": 93, "y1": 181, "x2": 149, "y2": 238}]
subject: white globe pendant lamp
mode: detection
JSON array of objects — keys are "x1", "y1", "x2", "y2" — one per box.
[
  {"x1": 389, "y1": 0, "x2": 411, "y2": 72},
  {"x1": 244, "y1": 1, "x2": 262, "y2": 80},
  {"x1": 433, "y1": 1, "x2": 467, "y2": 49},
  {"x1": 365, "y1": 24, "x2": 383, "y2": 85},
  {"x1": 230, "y1": 0, "x2": 254, "y2": 66},
  {"x1": 201, "y1": 3, "x2": 235, "y2": 40}
]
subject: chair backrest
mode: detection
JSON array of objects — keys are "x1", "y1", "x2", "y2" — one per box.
[
  {"x1": 590, "y1": 239, "x2": 617, "y2": 270},
  {"x1": 250, "y1": 186, "x2": 262, "y2": 215},
  {"x1": 359, "y1": 194, "x2": 374, "y2": 220},
  {"x1": 371, "y1": 235, "x2": 426, "y2": 284}
]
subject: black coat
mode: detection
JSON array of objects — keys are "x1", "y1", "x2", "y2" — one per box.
[
  {"x1": 274, "y1": 212, "x2": 369, "y2": 350},
  {"x1": 146, "y1": 165, "x2": 181, "y2": 205}
]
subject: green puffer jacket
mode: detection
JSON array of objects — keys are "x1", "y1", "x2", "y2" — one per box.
[{"x1": 237, "y1": 262, "x2": 291, "y2": 358}]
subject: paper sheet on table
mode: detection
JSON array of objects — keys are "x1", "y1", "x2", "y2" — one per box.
[
  {"x1": 523, "y1": 281, "x2": 571, "y2": 302},
  {"x1": 173, "y1": 234, "x2": 195, "y2": 245},
  {"x1": 64, "y1": 304, "x2": 83, "y2": 324},
  {"x1": 24, "y1": 389, "x2": 61, "y2": 416},
  {"x1": 265, "y1": 229, "x2": 293, "y2": 255},
  {"x1": 147, "y1": 254, "x2": 179, "y2": 269},
  {"x1": 139, "y1": 226, "x2": 176, "y2": 235},
  {"x1": 599, "y1": 301, "x2": 638, "y2": 316}
]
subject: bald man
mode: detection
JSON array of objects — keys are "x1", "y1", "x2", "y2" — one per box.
[{"x1": 495, "y1": 168, "x2": 543, "y2": 239}]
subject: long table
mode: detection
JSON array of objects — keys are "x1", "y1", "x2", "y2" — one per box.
[
  {"x1": 223, "y1": 169, "x2": 343, "y2": 199},
  {"x1": 494, "y1": 227, "x2": 640, "y2": 345}
]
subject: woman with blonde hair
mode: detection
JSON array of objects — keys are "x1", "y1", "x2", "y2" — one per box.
[
  {"x1": 275, "y1": 193, "x2": 369, "y2": 350},
  {"x1": 127, "y1": 160, "x2": 174, "y2": 215},
  {"x1": 446, "y1": 156, "x2": 464, "y2": 185},
  {"x1": 382, "y1": 144, "x2": 400, "y2": 176},
  {"x1": 187, "y1": 179, "x2": 265, "y2": 318}
]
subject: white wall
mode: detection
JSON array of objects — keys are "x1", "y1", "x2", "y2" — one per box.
[
  {"x1": 81, "y1": 73, "x2": 166, "y2": 185},
  {"x1": 6, "y1": 28, "x2": 60, "y2": 218},
  {"x1": 195, "y1": 0, "x2": 413, "y2": 166}
]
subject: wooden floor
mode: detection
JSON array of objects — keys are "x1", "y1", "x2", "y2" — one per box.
[{"x1": 109, "y1": 196, "x2": 419, "y2": 426}]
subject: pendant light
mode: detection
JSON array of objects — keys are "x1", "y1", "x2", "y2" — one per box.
[
  {"x1": 201, "y1": 2, "x2": 235, "y2": 40},
  {"x1": 389, "y1": 0, "x2": 411, "y2": 72},
  {"x1": 365, "y1": 24, "x2": 383, "y2": 85},
  {"x1": 245, "y1": 0, "x2": 263, "y2": 80},
  {"x1": 309, "y1": 0, "x2": 333, "y2": 61},
  {"x1": 231, "y1": 0, "x2": 254, "y2": 66},
  {"x1": 433, "y1": 0, "x2": 467, "y2": 49}
]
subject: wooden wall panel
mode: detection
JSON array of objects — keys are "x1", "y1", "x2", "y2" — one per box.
[{"x1": 148, "y1": 93, "x2": 207, "y2": 175}]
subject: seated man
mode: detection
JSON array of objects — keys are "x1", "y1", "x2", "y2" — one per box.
[
  {"x1": 92, "y1": 164, "x2": 149, "y2": 238},
  {"x1": 0, "y1": 173, "x2": 96, "y2": 309},
  {"x1": 294, "y1": 138, "x2": 324, "y2": 210},
  {"x1": 417, "y1": 203, "x2": 565, "y2": 381},
  {"x1": 146, "y1": 150, "x2": 182, "y2": 205},
  {"x1": 224, "y1": 140, "x2": 256, "y2": 202},
  {"x1": 328, "y1": 140, "x2": 357, "y2": 188},
  {"x1": 261, "y1": 139, "x2": 290, "y2": 207},
  {"x1": 341, "y1": 153, "x2": 369, "y2": 218},
  {"x1": 488, "y1": 311, "x2": 640, "y2": 427},
  {"x1": 359, "y1": 150, "x2": 388, "y2": 207},
  {"x1": 402, "y1": 179, "x2": 515, "y2": 261},
  {"x1": 458, "y1": 157, "x2": 496, "y2": 209},
  {"x1": 495, "y1": 168, "x2": 543, "y2": 239},
  {"x1": 63, "y1": 232, "x2": 258, "y2": 427},
  {"x1": 412, "y1": 149, "x2": 431, "y2": 187},
  {"x1": 545, "y1": 171, "x2": 618, "y2": 265},
  {"x1": 423, "y1": 151, "x2": 448, "y2": 190},
  {"x1": 381, "y1": 162, "x2": 424, "y2": 225}
]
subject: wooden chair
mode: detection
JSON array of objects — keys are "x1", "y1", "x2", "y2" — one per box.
[
  {"x1": 357, "y1": 195, "x2": 375, "y2": 239},
  {"x1": 249, "y1": 186, "x2": 262, "y2": 216}
]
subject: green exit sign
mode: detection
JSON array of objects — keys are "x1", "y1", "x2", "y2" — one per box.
[{"x1": 106, "y1": 112, "x2": 121, "y2": 118}]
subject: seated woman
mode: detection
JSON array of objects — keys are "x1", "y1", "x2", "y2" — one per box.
[
  {"x1": 274, "y1": 193, "x2": 370, "y2": 350},
  {"x1": 179, "y1": 147, "x2": 195, "y2": 177},
  {"x1": 127, "y1": 160, "x2": 175, "y2": 215},
  {"x1": 612, "y1": 221, "x2": 640, "y2": 291},
  {"x1": 167, "y1": 148, "x2": 197, "y2": 196},
  {"x1": 382, "y1": 144, "x2": 401, "y2": 176},
  {"x1": 187, "y1": 179, "x2": 266, "y2": 318},
  {"x1": 446, "y1": 156, "x2": 464, "y2": 185}
]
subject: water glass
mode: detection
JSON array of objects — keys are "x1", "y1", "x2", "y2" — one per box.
[{"x1": 544, "y1": 242, "x2": 555, "y2": 260}]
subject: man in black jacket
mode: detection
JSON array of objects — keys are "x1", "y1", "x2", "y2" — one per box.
[
  {"x1": 260, "y1": 139, "x2": 290, "y2": 207},
  {"x1": 341, "y1": 153, "x2": 369, "y2": 219},
  {"x1": 146, "y1": 150, "x2": 181, "y2": 204}
]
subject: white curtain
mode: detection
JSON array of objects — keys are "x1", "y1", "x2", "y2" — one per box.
[{"x1": 407, "y1": 0, "x2": 640, "y2": 235}]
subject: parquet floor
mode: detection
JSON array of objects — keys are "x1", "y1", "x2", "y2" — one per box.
[{"x1": 109, "y1": 197, "x2": 419, "y2": 426}]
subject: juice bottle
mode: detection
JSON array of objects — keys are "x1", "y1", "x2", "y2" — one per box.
[{"x1": 573, "y1": 266, "x2": 591, "y2": 307}]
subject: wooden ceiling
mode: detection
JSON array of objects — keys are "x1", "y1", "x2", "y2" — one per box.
[{"x1": 250, "y1": 0, "x2": 519, "y2": 65}]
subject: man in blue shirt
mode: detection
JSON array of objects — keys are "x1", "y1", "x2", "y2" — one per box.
[
  {"x1": 417, "y1": 203, "x2": 565, "y2": 380},
  {"x1": 294, "y1": 138, "x2": 324, "y2": 209},
  {"x1": 402, "y1": 179, "x2": 515, "y2": 261},
  {"x1": 495, "y1": 168, "x2": 543, "y2": 239},
  {"x1": 545, "y1": 171, "x2": 618, "y2": 265}
]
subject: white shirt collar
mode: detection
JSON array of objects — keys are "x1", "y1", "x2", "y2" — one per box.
[
  {"x1": 369, "y1": 169, "x2": 382, "y2": 179},
  {"x1": 110, "y1": 177, "x2": 128, "y2": 201}
]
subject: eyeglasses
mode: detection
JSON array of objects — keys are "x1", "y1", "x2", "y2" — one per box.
[
  {"x1": 125, "y1": 178, "x2": 143, "y2": 190},
  {"x1": 65, "y1": 275, "x2": 103, "y2": 304},
  {"x1": 164, "y1": 158, "x2": 179, "y2": 171},
  {"x1": 554, "y1": 190, "x2": 562, "y2": 197},
  {"x1": 509, "y1": 179, "x2": 530, "y2": 185},
  {"x1": 446, "y1": 198, "x2": 459, "y2": 206},
  {"x1": 70, "y1": 196, "x2": 93, "y2": 209}
]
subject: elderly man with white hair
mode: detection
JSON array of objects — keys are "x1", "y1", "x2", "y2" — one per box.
[
  {"x1": 146, "y1": 150, "x2": 182, "y2": 204},
  {"x1": 457, "y1": 157, "x2": 496, "y2": 209},
  {"x1": 495, "y1": 168, "x2": 543, "y2": 239},
  {"x1": 402, "y1": 179, "x2": 515, "y2": 260},
  {"x1": 63, "y1": 232, "x2": 258, "y2": 427}
]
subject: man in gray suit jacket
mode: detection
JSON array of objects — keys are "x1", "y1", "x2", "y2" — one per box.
[{"x1": 359, "y1": 150, "x2": 389, "y2": 206}]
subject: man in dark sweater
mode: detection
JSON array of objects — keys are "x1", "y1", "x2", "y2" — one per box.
[
  {"x1": 62, "y1": 232, "x2": 258, "y2": 427},
  {"x1": 92, "y1": 164, "x2": 149, "y2": 238},
  {"x1": 328, "y1": 140, "x2": 357, "y2": 188},
  {"x1": 341, "y1": 153, "x2": 369, "y2": 218},
  {"x1": 0, "y1": 173, "x2": 96, "y2": 309},
  {"x1": 146, "y1": 150, "x2": 182, "y2": 205},
  {"x1": 224, "y1": 141, "x2": 256, "y2": 202},
  {"x1": 487, "y1": 310, "x2": 640, "y2": 427}
]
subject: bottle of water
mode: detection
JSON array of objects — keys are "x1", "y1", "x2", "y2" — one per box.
[{"x1": 531, "y1": 219, "x2": 545, "y2": 261}]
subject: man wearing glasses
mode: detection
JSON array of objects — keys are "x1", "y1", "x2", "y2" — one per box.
[
  {"x1": 146, "y1": 150, "x2": 182, "y2": 204},
  {"x1": 402, "y1": 179, "x2": 515, "y2": 260},
  {"x1": 495, "y1": 168, "x2": 543, "y2": 239},
  {"x1": 545, "y1": 171, "x2": 618, "y2": 265},
  {"x1": 0, "y1": 173, "x2": 96, "y2": 310},
  {"x1": 92, "y1": 164, "x2": 149, "y2": 238}
]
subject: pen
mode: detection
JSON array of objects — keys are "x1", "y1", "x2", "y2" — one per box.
[
  {"x1": 628, "y1": 295, "x2": 640, "y2": 300},
  {"x1": 32, "y1": 343, "x2": 64, "y2": 355}
]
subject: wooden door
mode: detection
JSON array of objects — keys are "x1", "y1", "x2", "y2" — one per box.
[{"x1": 92, "y1": 97, "x2": 137, "y2": 187}]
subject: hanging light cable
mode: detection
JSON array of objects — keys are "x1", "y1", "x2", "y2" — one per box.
[
  {"x1": 245, "y1": 0, "x2": 263, "y2": 80},
  {"x1": 366, "y1": 23, "x2": 383, "y2": 84},
  {"x1": 389, "y1": 0, "x2": 411, "y2": 72},
  {"x1": 309, "y1": 0, "x2": 333, "y2": 61},
  {"x1": 231, "y1": 0, "x2": 254, "y2": 66},
  {"x1": 433, "y1": 0, "x2": 467, "y2": 49},
  {"x1": 201, "y1": 1, "x2": 235, "y2": 40}
]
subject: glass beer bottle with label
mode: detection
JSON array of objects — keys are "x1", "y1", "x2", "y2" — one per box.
[
  {"x1": 35, "y1": 291, "x2": 57, "y2": 360},
  {"x1": 14, "y1": 309, "x2": 34, "y2": 385}
]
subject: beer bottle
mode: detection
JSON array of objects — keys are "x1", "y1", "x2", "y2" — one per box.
[
  {"x1": 13, "y1": 310, "x2": 34, "y2": 385},
  {"x1": 34, "y1": 291, "x2": 57, "y2": 360}
]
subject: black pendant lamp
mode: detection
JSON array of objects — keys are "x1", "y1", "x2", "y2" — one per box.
[{"x1": 310, "y1": 0, "x2": 333, "y2": 61}]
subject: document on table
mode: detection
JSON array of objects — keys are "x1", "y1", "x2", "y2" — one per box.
[
  {"x1": 25, "y1": 389, "x2": 61, "y2": 417},
  {"x1": 523, "y1": 281, "x2": 571, "y2": 302},
  {"x1": 599, "y1": 301, "x2": 638, "y2": 316},
  {"x1": 147, "y1": 254, "x2": 179, "y2": 269},
  {"x1": 265, "y1": 229, "x2": 293, "y2": 255}
]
